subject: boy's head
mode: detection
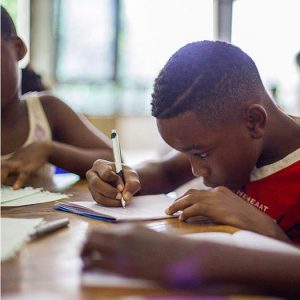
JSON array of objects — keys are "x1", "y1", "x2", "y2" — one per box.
[
  {"x1": 151, "y1": 40, "x2": 266, "y2": 122},
  {"x1": 152, "y1": 41, "x2": 271, "y2": 190},
  {"x1": 1, "y1": 6, "x2": 27, "y2": 108}
]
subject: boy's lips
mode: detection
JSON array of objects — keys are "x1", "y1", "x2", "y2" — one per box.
[{"x1": 203, "y1": 179, "x2": 218, "y2": 188}]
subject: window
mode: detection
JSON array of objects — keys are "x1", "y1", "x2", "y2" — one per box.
[
  {"x1": 55, "y1": 0, "x2": 114, "y2": 82},
  {"x1": 54, "y1": 0, "x2": 213, "y2": 116},
  {"x1": 232, "y1": 0, "x2": 300, "y2": 115},
  {"x1": 2, "y1": 0, "x2": 30, "y2": 67}
]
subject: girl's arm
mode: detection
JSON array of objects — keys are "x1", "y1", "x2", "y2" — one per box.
[{"x1": 41, "y1": 95, "x2": 114, "y2": 176}]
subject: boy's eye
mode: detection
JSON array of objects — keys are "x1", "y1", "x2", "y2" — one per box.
[{"x1": 195, "y1": 152, "x2": 208, "y2": 159}]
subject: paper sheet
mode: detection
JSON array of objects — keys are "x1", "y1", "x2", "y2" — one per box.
[
  {"x1": 1, "y1": 185, "x2": 68, "y2": 207},
  {"x1": 1, "y1": 218, "x2": 43, "y2": 261},
  {"x1": 2, "y1": 292, "x2": 65, "y2": 300},
  {"x1": 56, "y1": 194, "x2": 177, "y2": 221},
  {"x1": 184, "y1": 230, "x2": 300, "y2": 255},
  {"x1": 82, "y1": 270, "x2": 158, "y2": 289},
  {"x1": 1, "y1": 186, "x2": 42, "y2": 203}
]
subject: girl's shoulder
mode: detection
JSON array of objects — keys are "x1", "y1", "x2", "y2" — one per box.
[{"x1": 36, "y1": 93, "x2": 70, "y2": 127}]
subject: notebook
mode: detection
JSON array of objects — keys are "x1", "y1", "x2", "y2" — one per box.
[
  {"x1": 55, "y1": 194, "x2": 178, "y2": 222},
  {"x1": 1, "y1": 185, "x2": 69, "y2": 207}
]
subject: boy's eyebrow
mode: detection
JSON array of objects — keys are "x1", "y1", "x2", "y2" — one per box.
[{"x1": 180, "y1": 144, "x2": 208, "y2": 153}]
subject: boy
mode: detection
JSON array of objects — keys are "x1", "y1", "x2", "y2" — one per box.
[
  {"x1": 86, "y1": 40, "x2": 300, "y2": 243},
  {"x1": 1, "y1": 6, "x2": 113, "y2": 188}
]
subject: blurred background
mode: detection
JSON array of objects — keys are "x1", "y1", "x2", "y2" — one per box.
[{"x1": 3, "y1": 0, "x2": 300, "y2": 165}]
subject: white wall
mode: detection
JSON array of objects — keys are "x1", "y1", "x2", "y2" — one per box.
[
  {"x1": 116, "y1": 116, "x2": 172, "y2": 165},
  {"x1": 30, "y1": 0, "x2": 55, "y2": 85}
]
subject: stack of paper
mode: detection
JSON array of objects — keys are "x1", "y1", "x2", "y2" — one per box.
[
  {"x1": 1, "y1": 185, "x2": 68, "y2": 207},
  {"x1": 1, "y1": 218, "x2": 43, "y2": 261},
  {"x1": 55, "y1": 194, "x2": 178, "y2": 222}
]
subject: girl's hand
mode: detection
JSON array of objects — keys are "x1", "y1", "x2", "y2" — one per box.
[{"x1": 1, "y1": 142, "x2": 51, "y2": 189}]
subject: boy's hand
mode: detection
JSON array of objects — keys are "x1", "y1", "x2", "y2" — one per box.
[
  {"x1": 166, "y1": 186, "x2": 286, "y2": 239},
  {"x1": 1, "y1": 142, "x2": 51, "y2": 189},
  {"x1": 81, "y1": 225, "x2": 205, "y2": 286},
  {"x1": 86, "y1": 159, "x2": 141, "y2": 207}
]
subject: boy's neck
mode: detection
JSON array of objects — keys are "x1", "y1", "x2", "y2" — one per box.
[{"x1": 257, "y1": 108, "x2": 300, "y2": 168}]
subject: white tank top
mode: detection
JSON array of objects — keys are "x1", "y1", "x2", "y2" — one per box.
[{"x1": 1, "y1": 93, "x2": 54, "y2": 177}]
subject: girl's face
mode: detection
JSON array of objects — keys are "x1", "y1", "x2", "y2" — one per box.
[
  {"x1": 157, "y1": 111, "x2": 263, "y2": 191},
  {"x1": 1, "y1": 36, "x2": 26, "y2": 109}
]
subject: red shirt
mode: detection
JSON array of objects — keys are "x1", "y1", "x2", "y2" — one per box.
[{"x1": 237, "y1": 149, "x2": 300, "y2": 243}]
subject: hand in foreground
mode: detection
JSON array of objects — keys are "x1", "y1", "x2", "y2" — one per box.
[
  {"x1": 81, "y1": 225, "x2": 300, "y2": 294},
  {"x1": 86, "y1": 159, "x2": 141, "y2": 207},
  {"x1": 1, "y1": 142, "x2": 51, "y2": 189},
  {"x1": 166, "y1": 186, "x2": 288, "y2": 241},
  {"x1": 81, "y1": 225, "x2": 206, "y2": 287}
]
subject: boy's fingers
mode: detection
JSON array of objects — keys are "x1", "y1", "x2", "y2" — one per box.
[
  {"x1": 81, "y1": 231, "x2": 117, "y2": 257},
  {"x1": 122, "y1": 170, "x2": 141, "y2": 201},
  {"x1": 96, "y1": 164, "x2": 122, "y2": 186},
  {"x1": 178, "y1": 204, "x2": 206, "y2": 222},
  {"x1": 82, "y1": 255, "x2": 118, "y2": 273},
  {"x1": 180, "y1": 188, "x2": 209, "y2": 198},
  {"x1": 87, "y1": 170, "x2": 121, "y2": 197},
  {"x1": 165, "y1": 195, "x2": 194, "y2": 215},
  {"x1": 88, "y1": 186, "x2": 123, "y2": 207},
  {"x1": 92, "y1": 160, "x2": 116, "y2": 179},
  {"x1": 88, "y1": 160, "x2": 141, "y2": 204},
  {"x1": 123, "y1": 180, "x2": 141, "y2": 202},
  {"x1": 94, "y1": 164, "x2": 125, "y2": 193}
]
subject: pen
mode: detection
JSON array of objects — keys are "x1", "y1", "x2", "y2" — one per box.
[
  {"x1": 111, "y1": 129, "x2": 126, "y2": 208},
  {"x1": 30, "y1": 218, "x2": 69, "y2": 239}
]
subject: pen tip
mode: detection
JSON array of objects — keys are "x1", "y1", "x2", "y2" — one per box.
[{"x1": 121, "y1": 198, "x2": 126, "y2": 208}]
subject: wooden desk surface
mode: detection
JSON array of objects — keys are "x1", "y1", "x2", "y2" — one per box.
[{"x1": 1, "y1": 179, "x2": 261, "y2": 299}]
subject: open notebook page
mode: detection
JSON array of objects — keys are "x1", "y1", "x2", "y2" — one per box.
[{"x1": 55, "y1": 194, "x2": 177, "y2": 221}]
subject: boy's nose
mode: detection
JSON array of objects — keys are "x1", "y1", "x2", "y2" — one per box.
[{"x1": 190, "y1": 162, "x2": 209, "y2": 177}]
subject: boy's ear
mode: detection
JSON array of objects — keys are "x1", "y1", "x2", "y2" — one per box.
[
  {"x1": 12, "y1": 36, "x2": 27, "y2": 61},
  {"x1": 244, "y1": 104, "x2": 267, "y2": 139}
]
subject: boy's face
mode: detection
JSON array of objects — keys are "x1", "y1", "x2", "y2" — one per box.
[
  {"x1": 1, "y1": 37, "x2": 25, "y2": 109},
  {"x1": 157, "y1": 111, "x2": 261, "y2": 190}
]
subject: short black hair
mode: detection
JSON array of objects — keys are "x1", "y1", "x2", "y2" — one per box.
[
  {"x1": 1, "y1": 5, "x2": 17, "y2": 39},
  {"x1": 151, "y1": 40, "x2": 265, "y2": 123}
]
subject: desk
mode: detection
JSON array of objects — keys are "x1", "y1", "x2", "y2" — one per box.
[{"x1": 1, "y1": 179, "x2": 263, "y2": 299}]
